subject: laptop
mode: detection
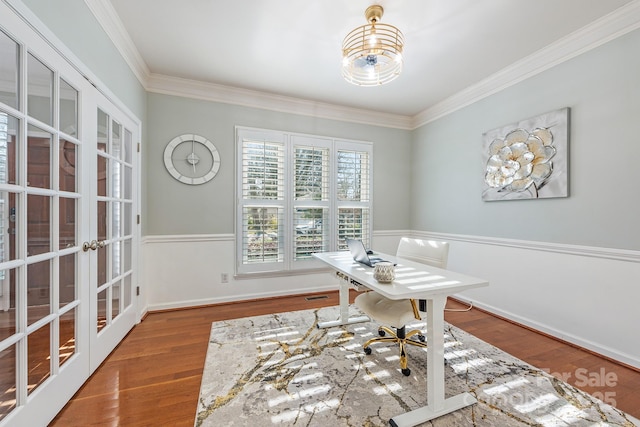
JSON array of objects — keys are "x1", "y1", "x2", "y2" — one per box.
[{"x1": 345, "y1": 238, "x2": 390, "y2": 267}]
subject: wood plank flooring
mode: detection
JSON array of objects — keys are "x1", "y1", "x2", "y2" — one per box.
[{"x1": 50, "y1": 291, "x2": 640, "y2": 426}]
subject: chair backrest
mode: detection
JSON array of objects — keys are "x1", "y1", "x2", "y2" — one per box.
[{"x1": 396, "y1": 238, "x2": 449, "y2": 269}]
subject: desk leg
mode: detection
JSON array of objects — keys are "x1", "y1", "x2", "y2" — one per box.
[
  {"x1": 317, "y1": 272, "x2": 369, "y2": 329},
  {"x1": 390, "y1": 295, "x2": 477, "y2": 426}
]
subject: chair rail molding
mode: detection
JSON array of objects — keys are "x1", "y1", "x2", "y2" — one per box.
[{"x1": 412, "y1": 230, "x2": 640, "y2": 263}]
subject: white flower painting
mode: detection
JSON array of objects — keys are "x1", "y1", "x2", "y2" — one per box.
[{"x1": 482, "y1": 108, "x2": 569, "y2": 201}]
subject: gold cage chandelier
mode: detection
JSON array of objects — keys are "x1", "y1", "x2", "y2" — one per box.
[{"x1": 341, "y1": 5, "x2": 405, "y2": 86}]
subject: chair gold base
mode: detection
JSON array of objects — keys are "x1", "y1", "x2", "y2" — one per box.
[{"x1": 362, "y1": 325, "x2": 427, "y2": 376}]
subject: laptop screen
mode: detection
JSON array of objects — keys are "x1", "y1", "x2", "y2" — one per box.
[{"x1": 346, "y1": 238, "x2": 370, "y2": 264}]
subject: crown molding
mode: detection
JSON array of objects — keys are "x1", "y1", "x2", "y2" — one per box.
[
  {"x1": 146, "y1": 73, "x2": 414, "y2": 129},
  {"x1": 412, "y1": 0, "x2": 640, "y2": 128},
  {"x1": 86, "y1": 0, "x2": 640, "y2": 131},
  {"x1": 83, "y1": 0, "x2": 150, "y2": 85}
]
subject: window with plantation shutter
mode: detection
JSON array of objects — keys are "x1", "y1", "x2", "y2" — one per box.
[
  {"x1": 236, "y1": 127, "x2": 372, "y2": 275},
  {"x1": 336, "y1": 149, "x2": 371, "y2": 250}
]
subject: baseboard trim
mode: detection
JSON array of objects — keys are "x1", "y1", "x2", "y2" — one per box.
[
  {"x1": 146, "y1": 284, "x2": 339, "y2": 312},
  {"x1": 450, "y1": 295, "x2": 640, "y2": 372}
]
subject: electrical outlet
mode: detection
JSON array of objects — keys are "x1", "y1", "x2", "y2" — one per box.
[{"x1": 221, "y1": 273, "x2": 229, "y2": 283}]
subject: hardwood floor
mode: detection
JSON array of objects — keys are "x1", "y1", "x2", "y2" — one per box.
[{"x1": 51, "y1": 291, "x2": 640, "y2": 426}]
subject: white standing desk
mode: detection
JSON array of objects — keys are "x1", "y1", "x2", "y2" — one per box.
[{"x1": 313, "y1": 251, "x2": 489, "y2": 426}]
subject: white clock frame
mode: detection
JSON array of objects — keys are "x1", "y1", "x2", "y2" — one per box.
[{"x1": 163, "y1": 134, "x2": 221, "y2": 185}]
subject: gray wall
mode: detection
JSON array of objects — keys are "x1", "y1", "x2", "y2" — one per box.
[
  {"x1": 146, "y1": 92, "x2": 412, "y2": 235},
  {"x1": 411, "y1": 28, "x2": 640, "y2": 251}
]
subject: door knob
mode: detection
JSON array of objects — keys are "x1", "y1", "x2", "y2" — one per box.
[
  {"x1": 83, "y1": 240, "x2": 97, "y2": 252},
  {"x1": 82, "y1": 240, "x2": 105, "y2": 252}
]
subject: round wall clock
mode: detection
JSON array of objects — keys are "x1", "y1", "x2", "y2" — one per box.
[{"x1": 163, "y1": 134, "x2": 221, "y2": 185}]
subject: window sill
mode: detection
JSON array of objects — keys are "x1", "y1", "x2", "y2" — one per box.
[{"x1": 234, "y1": 267, "x2": 333, "y2": 281}]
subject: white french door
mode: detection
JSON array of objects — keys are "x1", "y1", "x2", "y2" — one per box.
[
  {"x1": 0, "y1": 2, "x2": 140, "y2": 425},
  {"x1": 87, "y1": 96, "x2": 138, "y2": 371}
]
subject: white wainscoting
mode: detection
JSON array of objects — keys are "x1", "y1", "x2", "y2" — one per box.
[
  {"x1": 142, "y1": 234, "x2": 339, "y2": 311},
  {"x1": 414, "y1": 231, "x2": 640, "y2": 370},
  {"x1": 141, "y1": 231, "x2": 640, "y2": 368}
]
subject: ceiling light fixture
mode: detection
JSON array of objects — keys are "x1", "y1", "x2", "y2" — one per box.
[{"x1": 341, "y1": 5, "x2": 405, "y2": 86}]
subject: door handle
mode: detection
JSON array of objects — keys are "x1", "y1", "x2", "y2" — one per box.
[{"x1": 82, "y1": 240, "x2": 106, "y2": 252}]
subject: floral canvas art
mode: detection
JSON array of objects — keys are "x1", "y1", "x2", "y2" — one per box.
[{"x1": 482, "y1": 108, "x2": 569, "y2": 201}]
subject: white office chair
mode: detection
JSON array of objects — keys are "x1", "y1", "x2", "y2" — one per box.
[{"x1": 354, "y1": 238, "x2": 449, "y2": 376}]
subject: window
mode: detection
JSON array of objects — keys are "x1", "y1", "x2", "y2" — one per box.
[{"x1": 236, "y1": 127, "x2": 373, "y2": 275}]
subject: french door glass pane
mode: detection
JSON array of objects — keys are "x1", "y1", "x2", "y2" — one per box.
[
  {"x1": 59, "y1": 78, "x2": 77, "y2": 137},
  {"x1": 97, "y1": 200, "x2": 107, "y2": 242},
  {"x1": 59, "y1": 308, "x2": 76, "y2": 367},
  {"x1": 97, "y1": 109, "x2": 108, "y2": 152},
  {"x1": 111, "y1": 200, "x2": 121, "y2": 240},
  {"x1": 27, "y1": 323, "x2": 50, "y2": 395},
  {"x1": 27, "y1": 259, "x2": 50, "y2": 326},
  {"x1": 97, "y1": 155, "x2": 107, "y2": 197},
  {"x1": 111, "y1": 120, "x2": 121, "y2": 160},
  {"x1": 112, "y1": 162, "x2": 121, "y2": 201},
  {"x1": 123, "y1": 238, "x2": 131, "y2": 271},
  {"x1": 124, "y1": 129, "x2": 132, "y2": 163},
  {"x1": 111, "y1": 240, "x2": 120, "y2": 277},
  {"x1": 97, "y1": 243, "x2": 107, "y2": 287},
  {"x1": 97, "y1": 289, "x2": 107, "y2": 333},
  {"x1": 59, "y1": 197, "x2": 76, "y2": 249},
  {"x1": 58, "y1": 197, "x2": 76, "y2": 249},
  {"x1": 58, "y1": 253, "x2": 75, "y2": 307},
  {"x1": 111, "y1": 280, "x2": 120, "y2": 319},
  {"x1": 123, "y1": 165, "x2": 132, "y2": 200},
  {"x1": 0, "y1": 30, "x2": 19, "y2": 109},
  {"x1": 6, "y1": 192, "x2": 17, "y2": 262},
  {"x1": 123, "y1": 274, "x2": 131, "y2": 309},
  {"x1": 27, "y1": 54, "x2": 53, "y2": 126},
  {"x1": 123, "y1": 202, "x2": 132, "y2": 236},
  {"x1": 59, "y1": 139, "x2": 77, "y2": 192},
  {"x1": 0, "y1": 191, "x2": 16, "y2": 264},
  {"x1": 0, "y1": 267, "x2": 17, "y2": 339},
  {"x1": 0, "y1": 112, "x2": 19, "y2": 186},
  {"x1": 27, "y1": 125, "x2": 52, "y2": 189},
  {"x1": 0, "y1": 344, "x2": 17, "y2": 421},
  {"x1": 27, "y1": 194, "x2": 51, "y2": 256}
]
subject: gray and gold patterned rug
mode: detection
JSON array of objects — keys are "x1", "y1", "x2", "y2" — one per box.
[{"x1": 195, "y1": 306, "x2": 638, "y2": 426}]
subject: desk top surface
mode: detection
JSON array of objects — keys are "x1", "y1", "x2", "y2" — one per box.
[{"x1": 313, "y1": 251, "x2": 489, "y2": 300}]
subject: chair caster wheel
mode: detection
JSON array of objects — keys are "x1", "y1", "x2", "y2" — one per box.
[
  {"x1": 418, "y1": 334, "x2": 425, "y2": 342},
  {"x1": 364, "y1": 347, "x2": 372, "y2": 355},
  {"x1": 378, "y1": 329, "x2": 386, "y2": 337},
  {"x1": 401, "y1": 368, "x2": 411, "y2": 376}
]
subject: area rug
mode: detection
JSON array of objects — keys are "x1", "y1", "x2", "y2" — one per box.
[{"x1": 195, "y1": 306, "x2": 638, "y2": 426}]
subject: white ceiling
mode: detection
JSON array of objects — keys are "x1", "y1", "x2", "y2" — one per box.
[{"x1": 103, "y1": 0, "x2": 635, "y2": 120}]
